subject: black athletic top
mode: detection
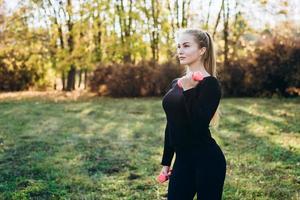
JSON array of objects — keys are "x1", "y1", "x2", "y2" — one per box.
[{"x1": 161, "y1": 76, "x2": 222, "y2": 166}]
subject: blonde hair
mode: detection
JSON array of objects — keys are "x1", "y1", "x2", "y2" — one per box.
[{"x1": 176, "y1": 28, "x2": 221, "y2": 128}]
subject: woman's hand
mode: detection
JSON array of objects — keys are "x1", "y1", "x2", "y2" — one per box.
[
  {"x1": 161, "y1": 166, "x2": 172, "y2": 176},
  {"x1": 157, "y1": 166, "x2": 172, "y2": 183},
  {"x1": 180, "y1": 71, "x2": 199, "y2": 91}
]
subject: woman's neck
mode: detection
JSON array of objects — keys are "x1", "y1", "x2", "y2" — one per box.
[{"x1": 186, "y1": 63, "x2": 210, "y2": 76}]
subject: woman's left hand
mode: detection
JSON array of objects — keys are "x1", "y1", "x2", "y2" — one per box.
[{"x1": 180, "y1": 71, "x2": 199, "y2": 91}]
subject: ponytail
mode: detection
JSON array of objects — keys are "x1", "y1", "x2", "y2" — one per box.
[{"x1": 204, "y1": 32, "x2": 217, "y2": 78}]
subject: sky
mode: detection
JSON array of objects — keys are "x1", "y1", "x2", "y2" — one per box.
[
  {"x1": 191, "y1": 0, "x2": 300, "y2": 30},
  {"x1": 3, "y1": 0, "x2": 300, "y2": 31}
]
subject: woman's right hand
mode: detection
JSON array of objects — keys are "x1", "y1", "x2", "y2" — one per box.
[
  {"x1": 161, "y1": 166, "x2": 172, "y2": 177},
  {"x1": 157, "y1": 166, "x2": 173, "y2": 183}
]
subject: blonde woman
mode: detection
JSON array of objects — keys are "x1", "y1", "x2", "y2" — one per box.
[{"x1": 159, "y1": 28, "x2": 226, "y2": 200}]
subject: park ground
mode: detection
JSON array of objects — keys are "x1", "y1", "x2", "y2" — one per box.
[{"x1": 0, "y1": 91, "x2": 299, "y2": 200}]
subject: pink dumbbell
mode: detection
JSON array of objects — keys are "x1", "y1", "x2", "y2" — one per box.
[
  {"x1": 157, "y1": 169, "x2": 172, "y2": 183},
  {"x1": 177, "y1": 71, "x2": 204, "y2": 88}
]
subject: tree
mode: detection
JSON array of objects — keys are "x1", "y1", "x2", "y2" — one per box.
[{"x1": 115, "y1": 0, "x2": 134, "y2": 63}]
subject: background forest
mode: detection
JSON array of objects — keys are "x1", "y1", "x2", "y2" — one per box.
[{"x1": 0, "y1": 0, "x2": 299, "y2": 97}]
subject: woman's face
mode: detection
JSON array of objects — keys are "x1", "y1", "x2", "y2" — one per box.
[{"x1": 176, "y1": 33, "x2": 204, "y2": 65}]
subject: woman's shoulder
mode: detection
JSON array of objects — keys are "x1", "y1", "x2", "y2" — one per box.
[
  {"x1": 199, "y1": 76, "x2": 222, "y2": 97},
  {"x1": 197, "y1": 76, "x2": 221, "y2": 92},
  {"x1": 202, "y1": 76, "x2": 220, "y2": 86}
]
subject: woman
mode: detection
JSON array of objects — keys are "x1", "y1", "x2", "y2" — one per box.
[{"x1": 159, "y1": 28, "x2": 227, "y2": 200}]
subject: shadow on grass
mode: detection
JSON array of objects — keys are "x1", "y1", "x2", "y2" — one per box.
[
  {"x1": 0, "y1": 100, "x2": 138, "y2": 199},
  {"x1": 222, "y1": 101, "x2": 299, "y2": 163},
  {"x1": 216, "y1": 99, "x2": 299, "y2": 199}
]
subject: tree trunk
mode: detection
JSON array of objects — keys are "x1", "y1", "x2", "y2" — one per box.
[
  {"x1": 84, "y1": 68, "x2": 88, "y2": 90},
  {"x1": 205, "y1": 0, "x2": 213, "y2": 29},
  {"x1": 223, "y1": 0, "x2": 229, "y2": 67},
  {"x1": 62, "y1": 71, "x2": 66, "y2": 90},
  {"x1": 116, "y1": 0, "x2": 133, "y2": 63},
  {"x1": 213, "y1": 0, "x2": 224, "y2": 39},
  {"x1": 78, "y1": 69, "x2": 82, "y2": 88},
  {"x1": 66, "y1": 64, "x2": 76, "y2": 91},
  {"x1": 65, "y1": 0, "x2": 76, "y2": 91}
]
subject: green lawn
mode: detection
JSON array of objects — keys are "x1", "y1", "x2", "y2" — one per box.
[{"x1": 0, "y1": 94, "x2": 299, "y2": 200}]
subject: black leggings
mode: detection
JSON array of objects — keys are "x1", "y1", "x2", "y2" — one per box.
[{"x1": 167, "y1": 142, "x2": 227, "y2": 200}]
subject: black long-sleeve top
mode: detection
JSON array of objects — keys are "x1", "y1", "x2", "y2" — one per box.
[{"x1": 160, "y1": 76, "x2": 222, "y2": 166}]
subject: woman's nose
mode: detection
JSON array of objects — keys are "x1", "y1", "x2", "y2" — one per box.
[{"x1": 177, "y1": 47, "x2": 183, "y2": 54}]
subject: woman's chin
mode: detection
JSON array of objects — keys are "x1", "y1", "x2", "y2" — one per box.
[{"x1": 179, "y1": 61, "x2": 189, "y2": 65}]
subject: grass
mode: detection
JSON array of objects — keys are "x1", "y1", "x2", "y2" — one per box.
[{"x1": 0, "y1": 92, "x2": 299, "y2": 200}]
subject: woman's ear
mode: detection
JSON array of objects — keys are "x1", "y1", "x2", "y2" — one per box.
[{"x1": 199, "y1": 47, "x2": 206, "y2": 56}]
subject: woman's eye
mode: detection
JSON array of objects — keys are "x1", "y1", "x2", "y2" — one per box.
[{"x1": 177, "y1": 45, "x2": 189, "y2": 48}]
